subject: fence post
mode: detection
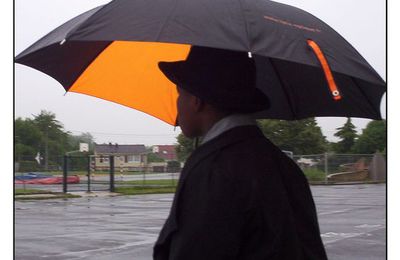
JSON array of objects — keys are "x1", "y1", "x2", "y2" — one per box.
[
  {"x1": 22, "y1": 172, "x2": 26, "y2": 191},
  {"x1": 63, "y1": 155, "x2": 68, "y2": 193},
  {"x1": 87, "y1": 155, "x2": 91, "y2": 193},
  {"x1": 109, "y1": 155, "x2": 115, "y2": 192},
  {"x1": 324, "y1": 152, "x2": 328, "y2": 184},
  {"x1": 143, "y1": 165, "x2": 147, "y2": 186}
]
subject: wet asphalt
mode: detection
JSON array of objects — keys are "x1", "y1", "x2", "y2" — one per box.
[{"x1": 15, "y1": 184, "x2": 386, "y2": 260}]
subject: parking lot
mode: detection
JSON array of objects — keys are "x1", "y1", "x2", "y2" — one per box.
[{"x1": 15, "y1": 184, "x2": 385, "y2": 260}]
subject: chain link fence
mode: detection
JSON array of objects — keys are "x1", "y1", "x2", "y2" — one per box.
[
  {"x1": 14, "y1": 155, "x2": 63, "y2": 173},
  {"x1": 15, "y1": 155, "x2": 63, "y2": 193},
  {"x1": 15, "y1": 153, "x2": 385, "y2": 194},
  {"x1": 15, "y1": 155, "x2": 182, "y2": 193},
  {"x1": 293, "y1": 153, "x2": 385, "y2": 183}
]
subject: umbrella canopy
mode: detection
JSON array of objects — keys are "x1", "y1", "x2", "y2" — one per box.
[{"x1": 15, "y1": 0, "x2": 386, "y2": 125}]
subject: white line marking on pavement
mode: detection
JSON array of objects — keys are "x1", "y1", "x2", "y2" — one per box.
[
  {"x1": 355, "y1": 224, "x2": 382, "y2": 229},
  {"x1": 319, "y1": 209, "x2": 352, "y2": 215},
  {"x1": 321, "y1": 227, "x2": 385, "y2": 244}
]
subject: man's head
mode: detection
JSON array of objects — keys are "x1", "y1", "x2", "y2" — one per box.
[
  {"x1": 175, "y1": 86, "x2": 232, "y2": 138},
  {"x1": 159, "y1": 46, "x2": 270, "y2": 138}
]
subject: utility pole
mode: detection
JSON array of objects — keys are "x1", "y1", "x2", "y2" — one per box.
[
  {"x1": 324, "y1": 152, "x2": 328, "y2": 184},
  {"x1": 45, "y1": 127, "x2": 49, "y2": 171}
]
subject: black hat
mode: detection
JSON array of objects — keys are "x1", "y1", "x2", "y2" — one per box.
[{"x1": 158, "y1": 46, "x2": 270, "y2": 113}]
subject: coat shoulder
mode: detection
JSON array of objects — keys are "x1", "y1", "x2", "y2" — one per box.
[{"x1": 213, "y1": 134, "x2": 287, "y2": 179}]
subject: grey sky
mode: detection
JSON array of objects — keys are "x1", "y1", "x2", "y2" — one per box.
[{"x1": 14, "y1": 0, "x2": 386, "y2": 146}]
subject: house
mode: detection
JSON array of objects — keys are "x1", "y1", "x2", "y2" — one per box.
[
  {"x1": 152, "y1": 145, "x2": 177, "y2": 161},
  {"x1": 93, "y1": 143, "x2": 148, "y2": 171}
]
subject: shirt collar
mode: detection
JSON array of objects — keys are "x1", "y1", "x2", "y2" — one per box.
[{"x1": 201, "y1": 114, "x2": 257, "y2": 144}]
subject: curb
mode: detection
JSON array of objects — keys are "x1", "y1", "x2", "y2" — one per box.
[
  {"x1": 68, "y1": 191, "x2": 120, "y2": 197},
  {"x1": 309, "y1": 181, "x2": 386, "y2": 186},
  {"x1": 14, "y1": 193, "x2": 82, "y2": 200},
  {"x1": 15, "y1": 191, "x2": 120, "y2": 200}
]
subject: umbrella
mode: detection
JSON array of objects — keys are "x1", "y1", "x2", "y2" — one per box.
[{"x1": 15, "y1": 0, "x2": 386, "y2": 125}]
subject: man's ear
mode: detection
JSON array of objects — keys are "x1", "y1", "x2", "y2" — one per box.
[{"x1": 193, "y1": 96, "x2": 206, "y2": 112}]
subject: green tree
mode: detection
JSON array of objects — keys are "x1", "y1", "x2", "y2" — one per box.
[
  {"x1": 176, "y1": 118, "x2": 327, "y2": 159},
  {"x1": 332, "y1": 118, "x2": 358, "y2": 153},
  {"x1": 175, "y1": 133, "x2": 197, "y2": 162},
  {"x1": 147, "y1": 153, "x2": 166, "y2": 162},
  {"x1": 15, "y1": 111, "x2": 100, "y2": 171},
  {"x1": 258, "y1": 118, "x2": 327, "y2": 154},
  {"x1": 352, "y1": 120, "x2": 386, "y2": 154},
  {"x1": 32, "y1": 110, "x2": 71, "y2": 169},
  {"x1": 15, "y1": 117, "x2": 43, "y2": 160}
]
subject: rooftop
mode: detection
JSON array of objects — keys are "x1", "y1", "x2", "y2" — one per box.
[{"x1": 94, "y1": 143, "x2": 146, "y2": 154}]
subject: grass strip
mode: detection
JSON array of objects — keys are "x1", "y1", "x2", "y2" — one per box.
[
  {"x1": 15, "y1": 189, "x2": 53, "y2": 195},
  {"x1": 115, "y1": 179, "x2": 178, "y2": 186},
  {"x1": 303, "y1": 168, "x2": 326, "y2": 181},
  {"x1": 47, "y1": 171, "x2": 165, "y2": 176},
  {"x1": 15, "y1": 189, "x2": 81, "y2": 200},
  {"x1": 115, "y1": 186, "x2": 176, "y2": 195},
  {"x1": 15, "y1": 193, "x2": 81, "y2": 201}
]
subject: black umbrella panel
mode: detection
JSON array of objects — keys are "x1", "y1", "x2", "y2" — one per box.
[{"x1": 15, "y1": 0, "x2": 386, "y2": 124}]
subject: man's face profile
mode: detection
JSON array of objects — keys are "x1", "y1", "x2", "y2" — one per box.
[{"x1": 176, "y1": 86, "x2": 200, "y2": 138}]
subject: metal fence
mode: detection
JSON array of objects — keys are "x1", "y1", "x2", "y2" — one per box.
[
  {"x1": 15, "y1": 153, "x2": 385, "y2": 194},
  {"x1": 292, "y1": 153, "x2": 385, "y2": 183},
  {"x1": 15, "y1": 155, "x2": 181, "y2": 193}
]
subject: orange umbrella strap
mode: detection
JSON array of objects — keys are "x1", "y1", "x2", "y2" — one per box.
[{"x1": 307, "y1": 39, "x2": 342, "y2": 101}]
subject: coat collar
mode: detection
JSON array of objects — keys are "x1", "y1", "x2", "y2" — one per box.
[
  {"x1": 201, "y1": 114, "x2": 257, "y2": 144},
  {"x1": 178, "y1": 125, "x2": 264, "y2": 193}
]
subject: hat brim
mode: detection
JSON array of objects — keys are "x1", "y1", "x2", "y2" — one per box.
[{"x1": 158, "y1": 61, "x2": 186, "y2": 87}]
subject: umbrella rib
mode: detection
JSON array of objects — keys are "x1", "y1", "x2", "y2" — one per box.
[
  {"x1": 237, "y1": 0, "x2": 251, "y2": 50},
  {"x1": 269, "y1": 59, "x2": 297, "y2": 120},
  {"x1": 155, "y1": 0, "x2": 180, "y2": 41},
  {"x1": 65, "y1": 5, "x2": 109, "y2": 40}
]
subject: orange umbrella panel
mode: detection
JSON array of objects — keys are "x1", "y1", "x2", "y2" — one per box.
[{"x1": 69, "y1": 41, "x2": 191, "y2": 126}]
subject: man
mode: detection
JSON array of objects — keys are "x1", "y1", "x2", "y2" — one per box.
[{"x1": 153, "y1": 46, "x2": 327, "y2": 259}]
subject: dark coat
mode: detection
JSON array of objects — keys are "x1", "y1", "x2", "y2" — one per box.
[{"x1": 153, "y1": 125, "x2": 327, "y2": 260}]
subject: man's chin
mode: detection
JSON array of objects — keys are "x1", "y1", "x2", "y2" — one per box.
[{"x1": 180, "y1": 129, "x2": 199, "y2": 140}]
